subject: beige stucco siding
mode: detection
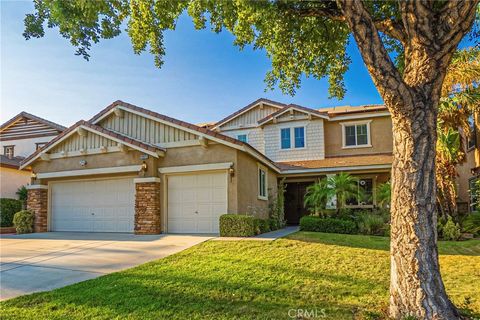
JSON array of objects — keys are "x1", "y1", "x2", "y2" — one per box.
[
  {"x1": 0, "y1": 167, "x2": 30, "y2": 199},
  {"x1": 324, "y1": 116, "x2": 393, "y2": 157}
]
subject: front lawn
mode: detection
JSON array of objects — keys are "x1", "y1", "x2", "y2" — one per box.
[{"x1": 2, "y1": 232, "x2": 479, "y2": 319}]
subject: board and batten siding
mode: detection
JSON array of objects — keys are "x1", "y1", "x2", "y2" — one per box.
[
  {"x1": 0, "y1": 118, "x2": 60, "y2": 141},
  {"x1": 263, "y1": 119, "x2": 325, "y2": 162},
  {"x1": 219, "y1": 105, "x2": 279, "y2": 130},
  {"x1": 221, "y1": 128, "x2": 266, "y2": 154},
  {"x1": 99, "y1": 112, "x2": 198, "y2": 145},
  {"x1": 275, "y1": 110, "x2": 311, "y2": 122},
  {"x1": 50, "y1": 131, "x2": 117, "y2": 153}
]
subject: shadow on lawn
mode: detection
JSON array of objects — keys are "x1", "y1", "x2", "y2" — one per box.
[{"x1": 285, "y1": 232, "x2": 480, "y2": 256}]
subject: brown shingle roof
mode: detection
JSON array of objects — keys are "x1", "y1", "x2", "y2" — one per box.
[
  {"x1": 320, "y1": 104, "x2": 388, "y2": 117},
  {"x1": 0, "y1": 155, "x2": 27, "y2": 170},
  {"x1": 20, "y1": 120, "x2": 166, "y2": 168},
  {"x1": 276, "y1": 153, "x2": 393, "y2": 171},
  {"x1": 212, "y1": 98, "x2": 287, "y2": 129},
  {"x1": 0, "y1": 111, "x2": 66, "y2": 132}
]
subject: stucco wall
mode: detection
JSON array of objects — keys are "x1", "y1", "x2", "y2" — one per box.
[
  {"x1": 324, "y1": 116, "x2": 393, "y2": 157},
  {"x1": 0, "y1": 167, "x2": 30, "y2": 199}
]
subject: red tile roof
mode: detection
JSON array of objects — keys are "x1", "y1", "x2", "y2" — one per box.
[{"x1": 276, "y1": 153, "x2": 393, "y2": 171}]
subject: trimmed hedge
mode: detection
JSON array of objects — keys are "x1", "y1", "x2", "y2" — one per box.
[
  {"x1": 300, "y1": 216, "x2": 357, "y2": 234},
  {"x1": 0, "y1": 198, "x2": 23, "y2": 227},
  {"x1": 13, "y1": 210, "x2": 34, "y2": 234},
  {"x1": 220, "y1": 214, "x2": 257, "y2": 237}
]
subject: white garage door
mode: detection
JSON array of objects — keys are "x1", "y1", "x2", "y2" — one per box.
[
  {"x1": 51, "y1": 178, "x2": 135, "y2": 233},
  {"x1": 168, "y1": 172, "x2": 227, "y2": 233}
]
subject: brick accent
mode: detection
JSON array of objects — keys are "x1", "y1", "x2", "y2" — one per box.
[
  {"x1": 135, "y1": 182, "x2": 161, "y2": 234},
  {"x1": 27, "y1": 187, "x2": 48, "y2": 232}
]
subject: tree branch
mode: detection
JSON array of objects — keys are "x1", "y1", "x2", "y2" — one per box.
[{"x1": 335, "y1": 0, "x2": 411, "y2": 114}]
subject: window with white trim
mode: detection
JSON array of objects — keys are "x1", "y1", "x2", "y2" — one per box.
[
  {"x1": 237, "y1": 134, "x2": 247, "y2": 143},
  {"x1": 258, "y1": 166, "x2": 267, "y2": 200},
  {"x1": 280, "y1": 127, "x2": 305, "y2": 149},
  {"x1": 342, "y1": 121, "x2": 371, "y2": 148},
  {"x1": 346, "y1": 178, "x2": 374, "y2": 206},
  {"x1": 3, "y1": 145, "x2": 14, "y2": 159}
]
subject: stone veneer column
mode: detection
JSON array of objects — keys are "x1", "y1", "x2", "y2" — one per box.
[
  {"x1": 26, "y1": 185, "x2": 49, "y2": 233},
  {"x1": 134, "y1": 177, "x2": 161, "y2": 234}
]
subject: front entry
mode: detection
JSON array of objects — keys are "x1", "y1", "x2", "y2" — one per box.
[{"x1": 284, "y1": 181, "x2": 313, "y2": 225}]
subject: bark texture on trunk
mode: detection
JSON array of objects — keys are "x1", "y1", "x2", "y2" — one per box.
[{"x1": 335, "y1": 0, "x2": 479, "y2": 319}]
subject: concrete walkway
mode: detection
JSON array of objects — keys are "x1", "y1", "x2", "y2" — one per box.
[
  {"x1": 0, "y1": 232, "x2": 212, "y2": 300},
  {"x1": 214, "y1": 226, "x2": 299, "y2": 241}
]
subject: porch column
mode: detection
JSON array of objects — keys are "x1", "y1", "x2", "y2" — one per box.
[
  {"x1": 26, "y1": 185, "x2": 49, "y2": 232},
  {"x1": 134, "y1": 177, "x2": 161, "y2": 235}
]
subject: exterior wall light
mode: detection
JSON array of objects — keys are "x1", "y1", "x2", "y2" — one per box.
[
  {"x1": 141, "y1": 162, "x2": 148, "y2": 171},
  {"x1": 79, "y1": 160, "x2": 87, "y2": 166}
]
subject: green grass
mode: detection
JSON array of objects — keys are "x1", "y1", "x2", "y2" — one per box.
[{"x1": 1, "y1": 232, "x2": 479, "y2": 320}]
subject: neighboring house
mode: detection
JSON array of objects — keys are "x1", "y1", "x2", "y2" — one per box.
[
  {"x1": 20, "y1": 99, "x2": 393, "y2": 234},
  {"x1": 457, "y1": 113, "x2": 480, "y2": 212},
  {"x1": 0, "y1": 112, "x2": 65, "y2": 199}
]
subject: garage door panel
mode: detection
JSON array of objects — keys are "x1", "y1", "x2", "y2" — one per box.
[
  {"x1": 168, "y1": 172, "x2": 227, "y2": 234},
  {"x1": 51, "y1": 178, "x2": 135, "y2": 233}
]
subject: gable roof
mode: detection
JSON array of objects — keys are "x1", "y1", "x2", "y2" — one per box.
[
  {"x1": 0, "y1": 155, "x2": 28, "y2": 170},
  {"x1": 211, "y1": 98, "x2": 287, "y2": 130},
  {"x1": 91, "y1": 100, "x2": 280, "y2": 172},
  {"x1": 1, "y1": 111, "x2": 66, "y2": 135},
  {"x1": 20, "y1": 120, "x2": 166, "y2": 169},
  {"x1": 321, "y1": 104, "x2": 388, "y2": 118},
  {"x1": 258, "y1": 103, "x2": 329, "y2": 125}
]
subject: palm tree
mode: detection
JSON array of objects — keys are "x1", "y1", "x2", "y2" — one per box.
[
  {"x1": 376, "y1": 181, "x2": 391, "y2": 209},
  {"x1": 327, "y1": 173, "x2": 361, "y2": 215},
  {"x1": 304, "y1": 179, "x2": 332, "y2": 216}
]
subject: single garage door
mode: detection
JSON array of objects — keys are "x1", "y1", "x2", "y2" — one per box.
[
  {"x1": 51, "y1": 178, "x2": 135, "y2": 232},
  {"x1": 168, "y1": 172, "x2": 227, "y2": 233}
]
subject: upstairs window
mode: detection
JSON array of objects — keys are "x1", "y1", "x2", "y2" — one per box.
[
  {"x1": 294, "y1": 127, "x2": 305, "y2": 148},
  {"x1": 3, "y1": 145, "x2": 14, "y2": 159},
  {"x1": 342, "y1": 121, "x2": 371, "y2": 148},
  {"x1": 258, "y1": 166, "x2": 267, "y2": 200},
  {"x1": 237, "y1": 134, "x2": 247, "y2": 143},
  {"x1": 467, "y1": 115, "x2": 476, "y2": 150},
  {"x1": 280, "y1": 127, "x2": 305, "y2": 149},
  {"x1": 280, "y1": 128, "x2": 291, "y2": 149}
]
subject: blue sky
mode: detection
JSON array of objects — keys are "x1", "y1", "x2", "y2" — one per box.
[{"x1": 0, "y1": 2, "x2": 469, "y2": 128}]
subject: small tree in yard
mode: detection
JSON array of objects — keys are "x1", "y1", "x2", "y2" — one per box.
[
  {"x1": 376, "y1": 181, "x2": 391, "y2": 209},
  {"x1": 304, "y1": 179, "x2": 331, "y2": 216},
  {"x1": 22, "y1": 1, "x2": 479, "y2": 318}
]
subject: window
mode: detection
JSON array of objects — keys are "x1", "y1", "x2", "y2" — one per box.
[
  {"x1": 346, "y1": 178, "x2": 374, "y2": 206},
  {"x1": 469, "y1": 178, "x2": 479, "y2": 212},
  {"x1": 294, "y1": 127, "x2": 305, "y2": 148},
  {"x1": 3, "y1": 145, "x2": 14, "y2": 159},
  {"x1": 280, "y1": 127, "x2": 305, "y2": 149},
  {"x1": 36, "y1": 142, "x2": 48, "y2": 150},
  {"x1": 280, "y1": 128, "x2": 291, "y2": 149},
  {"x1": 237, "y1": 134, "x2": 247, "y2": 143},
  {"x1": 467, "y1": 115, "x2": 476, "y2": 150},
  {"x1": 342, "y1": 121, "x2": 371, "y2": 148},
  {"x1": 258, "y1": 166, "x2": 267, "y2": 200}
]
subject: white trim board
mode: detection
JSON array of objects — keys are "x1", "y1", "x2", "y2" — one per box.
[
  {"x1": 36, "y1": 165, "x2": 143, "y2": 179},
  {"x1": 158, "y1": 162, "x2": 233, "y2": 174}
]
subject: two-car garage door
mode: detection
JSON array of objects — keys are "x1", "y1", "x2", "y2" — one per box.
[{"x1": 51, "y1": 178, "x2": 135, "y2": 233}]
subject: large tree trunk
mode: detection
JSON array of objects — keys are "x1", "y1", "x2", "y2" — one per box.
[{"x1": 389, "y1": 97, "x2": 459, "y2": 320}]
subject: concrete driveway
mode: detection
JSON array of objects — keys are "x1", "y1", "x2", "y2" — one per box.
[{"x1": 0, "y1": 232, "x2": 212, "y2": 300}]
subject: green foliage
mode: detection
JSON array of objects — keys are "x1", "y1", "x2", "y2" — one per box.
[
  {"x1": 0, "y1": 198, "x2": 23, "y2": 227},
  {"x1": 16, "y1": 186, "x2": 28, "y2": 203},
  {"x1": 462, "y1": 212, "x2": 480, "y2": 236},
  {"x1": 299, "y1": 216, "x2": 357, "y2": 234},
  {"x1": 328, "y1": 173, "x2": 361, "y2": 213},
  {"x1": 269, "y1": 178, "x2": 286, "y2": 227},
  {"x1": 442, "y1": 216, "x2": 462, "y2": 241},
  {"x1": 303, "y1": 179, "x2": 331, "y2": 215},
  {"x1": 357, "y1": 212, "x2": 387, "y2": 236},
  {"x1": 376, "y1": 182, "x2": 391, "y2": 208},
  {"x1": 219, "y1": 214, "x2": 257, "y2": 237},
  {"x1": 255, "y1": 218, "x2": 271, "y2": 234},
  {"x1": 13, "y1": 210, "x2": 34, "y2": 234}
]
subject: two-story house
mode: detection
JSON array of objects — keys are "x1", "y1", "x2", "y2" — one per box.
[
  {"x1": 0, "y1": 112, "x2": 65, "y2": 198},
  {"x1": 20, "y1": 99, "x2": 394, "y2": 234}
]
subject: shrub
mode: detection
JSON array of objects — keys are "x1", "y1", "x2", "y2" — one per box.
[
  {"x1": 0, "y1": 198, "x2": 23, "y2": 227},
  {"x1": 357, "y1": 212, "x2": 387, "y2": 236},
  {"x1": 13, "y1": 210, "x2": 34, "y2": 234},
  {"x1": 461, "y1": 212, "x2": 480, "y2": 236},
  {"x1": 299, "y1": 216, "x2": 357, "y2": 234},
  {"x1": 220, "y1": 214, "x2": 257, "y2": 237},
  {"x1": 442, "y1": 215, "x2": 461, "y2": 241},
  {"x1": 255, "y1": 218, "x2": 271, "y2": 234}
]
